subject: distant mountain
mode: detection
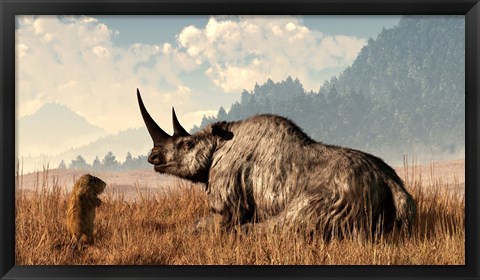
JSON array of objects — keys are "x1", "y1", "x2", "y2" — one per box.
[
  {"x1": 19, "y1": 127, "x2": 153, "y2": 173},
  {"x1": 55, "y1": 127, "x2": 152, "y2": 164},
  {"x1": 318, "y1": 15, "x2": 465, "y2": 150},
  {"x1": 19, "y1": 16, "x2": 465, "y2": 173},
  {"x1": 18, "y1": 103, "x2": 108, "y2": 157},
  {"x1": 192, "y1": 16, "x2": 465, "y2": 165}
]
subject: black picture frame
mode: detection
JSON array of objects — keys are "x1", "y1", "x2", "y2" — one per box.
[{"x1": 1, "y1": 0, "x2": 479, "y2": 279}]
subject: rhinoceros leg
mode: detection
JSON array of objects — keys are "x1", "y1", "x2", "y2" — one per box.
[{"x1": 240, "y1": 190, "x2": 346, "y2": 239}]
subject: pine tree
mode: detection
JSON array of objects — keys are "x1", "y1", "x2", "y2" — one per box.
[
  {"x1": 102, "y1": 151, "x2": 119, "y2": 171},
  {"x1": 58, "y1": 160, "x2": 67, "y2": 170},
  {"x1": 92, "y1": 156, "x2": 102, "y2": 170},
  {"x1": 69, "y1": 155, "x2": 89, "y2": 170},
  {"x1": 217, "y1": 107, "x2": 228, "y2": 120},
  {"x1": 123, "y1": 152, "x2": 134, "y2": 170}
]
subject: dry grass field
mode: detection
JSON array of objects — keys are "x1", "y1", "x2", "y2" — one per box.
[{"x1": 15, "y1": 159, "x2": 465, "y2": 265}]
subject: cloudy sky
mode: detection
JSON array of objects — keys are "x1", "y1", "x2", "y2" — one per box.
[{"x1": 16, "y1": 15, "x2": 400, "y2": 135}]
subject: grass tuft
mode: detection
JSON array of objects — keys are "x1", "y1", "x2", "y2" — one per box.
[{"x1": 15, "y1": 162, "x2": 464, "y2": 265}]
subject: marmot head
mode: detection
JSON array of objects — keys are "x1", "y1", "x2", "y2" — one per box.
[{"x1": 79, "y1": 174, "x2": 106, "y2": 195}]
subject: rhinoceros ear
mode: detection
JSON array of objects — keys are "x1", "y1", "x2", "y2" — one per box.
[{"x1": 211, "y1": 122, "x2": 233, "y2": 140}]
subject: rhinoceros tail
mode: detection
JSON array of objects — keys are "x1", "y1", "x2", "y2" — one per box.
[{"x1": 389, "y1": 179, "x2": 417, "y2": 234}]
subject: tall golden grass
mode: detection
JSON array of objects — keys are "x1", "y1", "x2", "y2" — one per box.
[{"x1": 15, "y1": 160, "x2": 464, "y2": 265}]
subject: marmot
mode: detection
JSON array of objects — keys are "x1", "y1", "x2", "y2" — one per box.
[{"x1": 66, "y1": 174, "x2": 106, "y2": 245}]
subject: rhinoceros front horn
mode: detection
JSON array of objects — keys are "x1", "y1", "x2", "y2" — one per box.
[
  {"x1": 137, "y1": 89, "x2": 171, "y2": 145},
  {"x1": 172, "y1": 107, "x2": 190, "y2": 137}
]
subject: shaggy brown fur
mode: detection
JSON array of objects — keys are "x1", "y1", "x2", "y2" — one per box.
[
  {"x1": 66, "y1": 174, "x2": 106, "y2": 244},
  {"x1": 137, "y1": 89, "x2": 416, "y2": 240}
]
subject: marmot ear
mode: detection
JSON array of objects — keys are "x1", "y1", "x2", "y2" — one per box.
[{"x1": 211, "y1": 122, "x2": 233, "y2": 140}]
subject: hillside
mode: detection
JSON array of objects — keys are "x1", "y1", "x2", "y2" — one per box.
[
  {"x1": 18, "y1": 16, "x2": 465, "y2": 173},
  {"x1": 17, "y1": 159, "x2": 464, "y2": 200},
  {"x1": 53, "y1": 127, "x2": 152, "y2": 166},
  {"x1": 192, "y1": 16, "x2": 465, "y2": 166},
  {"x1": 15, "y1": 158, "x2": 465, "y2": 265},
  {"x1": 16, "y1": 167, "x2": 191, "y2": 201},
  {"x1": 18, "y1": 103, "x2": 107, "y2": 157},
  {"x1": 19, "y1": 127, "x2": 153, "y2": 173}
]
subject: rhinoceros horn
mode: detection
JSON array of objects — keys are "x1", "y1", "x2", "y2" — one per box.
[
  {"x1": 137, "y1": 88, "x2": 171, "y2": 145},
  {"x1": 172, "y1": 107, "x2": 190, "y2": 137}
]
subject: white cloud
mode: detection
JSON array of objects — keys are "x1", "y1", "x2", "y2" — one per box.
[
  {"x1": 206, "y1": 64, "x2": 260, "y2": 93},
  {"x1": 92, "y1": 45, "x2": 110, "y2": 58},
  {"x1": 16, "y1": 15, "x2": 367, "y2": 138},
  {"x1": 159, "y1": 85, "x2": 193, "y2": 108},
  {"x1": 16, "y1": 15, "x2": 198, "y2": 134},
  {"x1": 180, "y1": 110, "x2": 218, "y2": 131},
  {"x1": 79, "y1": 16, "x2": 98, "y2": 24},
  {"x1": 285, "y1": 22, "x2": 297, "y2": 31},
  {"x1": 16, "y1": 43, "x2": 29, "y2": 58},
  {"x1": 58, "y1": 80, "x2": 77, "y2": 90},
  {"x1": 177, "y1": 16, "x2": 367, "y2": 93}
]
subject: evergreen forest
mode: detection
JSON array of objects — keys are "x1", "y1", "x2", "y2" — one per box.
[{"x1": 191, "y1": 16, "x2": 465, "y2": 164}]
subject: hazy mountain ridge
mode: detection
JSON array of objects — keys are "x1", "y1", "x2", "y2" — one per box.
[
  {"x1": 192, "y1": 16, "x2": 465, "y2": 165},
  {"x1": 18, "y1": 103, "x2": 108, "y2": 157},
  {"x1": 19, "y1": 127, "x2": 153, "y2": 173},
  {"x1": 56, "y1": 127, "x2": 152, "y2": 164},
  {"x1": 18, "y1": 16, "x2": 465, "y2": 172}
]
